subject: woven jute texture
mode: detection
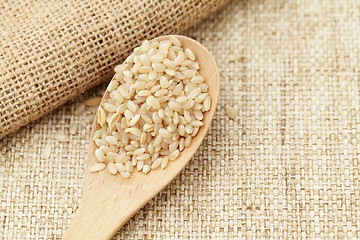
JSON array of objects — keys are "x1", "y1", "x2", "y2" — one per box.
[
  {"x1": 0, "y1": 0, "x2": 228, "y2": 139},
  {"x1": 2, "y1": 0, "x2": 360, "y2": 239}
]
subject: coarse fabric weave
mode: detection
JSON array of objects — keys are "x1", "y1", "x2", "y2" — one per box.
[
  {"x1": 1, "y1": 0, "x2": 360, "y2": 239},
  {"x1": 0, "y1": 0, "x2": 228, "y2": 139}
]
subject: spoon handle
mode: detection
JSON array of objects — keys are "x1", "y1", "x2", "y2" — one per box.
[
  {"x1": 62, "y1": 139, "x2": 180, "y2": 240},
  {"x1": 62, "y1": 184, "x2": 135, "y2": 240},
  {"x1": 62, "y1": 161, "x2": 174, "y2": 240}
]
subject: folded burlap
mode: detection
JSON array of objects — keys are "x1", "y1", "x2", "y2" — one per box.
[{"x1": 0, "y1": 0, "x2": 229, "y2": 139}]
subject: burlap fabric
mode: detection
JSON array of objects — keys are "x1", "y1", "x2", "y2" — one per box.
[
  {"x1": 0, "y1": 0, "x2": 228, "y2": 139},
  {"x1": 1, "y1": 0, "x2": 360, "y2": 239}
]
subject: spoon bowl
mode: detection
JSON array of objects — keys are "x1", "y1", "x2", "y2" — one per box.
[{"x1": 63, "y1": 35, "x2": 219, "y2": 240}]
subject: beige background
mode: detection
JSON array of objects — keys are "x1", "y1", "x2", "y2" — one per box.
[{"x1": 1, "y1": 0, "x2": 360, "y2": 239}]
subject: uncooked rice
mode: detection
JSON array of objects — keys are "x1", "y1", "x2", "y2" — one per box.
[
  {"x1": 41, "y1": 145, "x2": 52, "y2": 159},
  {"x1": 69, "y1": 125, "x2": 78, "y2": 135},
  {"x1": 228, "y1": 53, "x2": 242, "y2": 62},
  {"x1": 90, "y1": 163, "x2": 106, "y2": 172},
  {"x1": 74, "y1": 104, "x2": 86, "y2": 116},
  {"x1": 226, "y1": 106, "x2": 237, "y2": 119},
  {"x1": 91, "y1": 37, "x2": 211, "y2": 177},
  {"x1": 54, "y1": 131, "x2": 69, "y2": 142},
  {"x1": 84, "y1": 97, "x2": 102, "y2": 107},
  {"x1": 84, "y1": 114, "x2": 97, "y2": 123}
]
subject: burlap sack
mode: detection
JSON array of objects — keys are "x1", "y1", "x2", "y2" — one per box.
[{"x1": 0, "y1": 0, "x2": 229, "y2": 139}]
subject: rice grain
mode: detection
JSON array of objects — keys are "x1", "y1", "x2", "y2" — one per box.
[
  {"x1": 226, "y1": 106, "x2": 237, "y2": 119},
  {"x1": 85, "y1": 97, "x2": 102, "y2": 107},
  {"x1": 90, "y1": 163, "x2": 106, "y2": 172},
  {"x1": 54, "y1": 131, "x2": 69, "y2": 142},
  {"x1": 42, "y1": 145, "x2": 51, "y2": 159},
  {"x1": 74, "y1": 104, "x2": 86, "y2": 116}
]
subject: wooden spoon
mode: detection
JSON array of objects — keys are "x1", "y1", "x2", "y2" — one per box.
[{"x1": 63, "y1": 35, "x2": 219, "y2": 240}]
